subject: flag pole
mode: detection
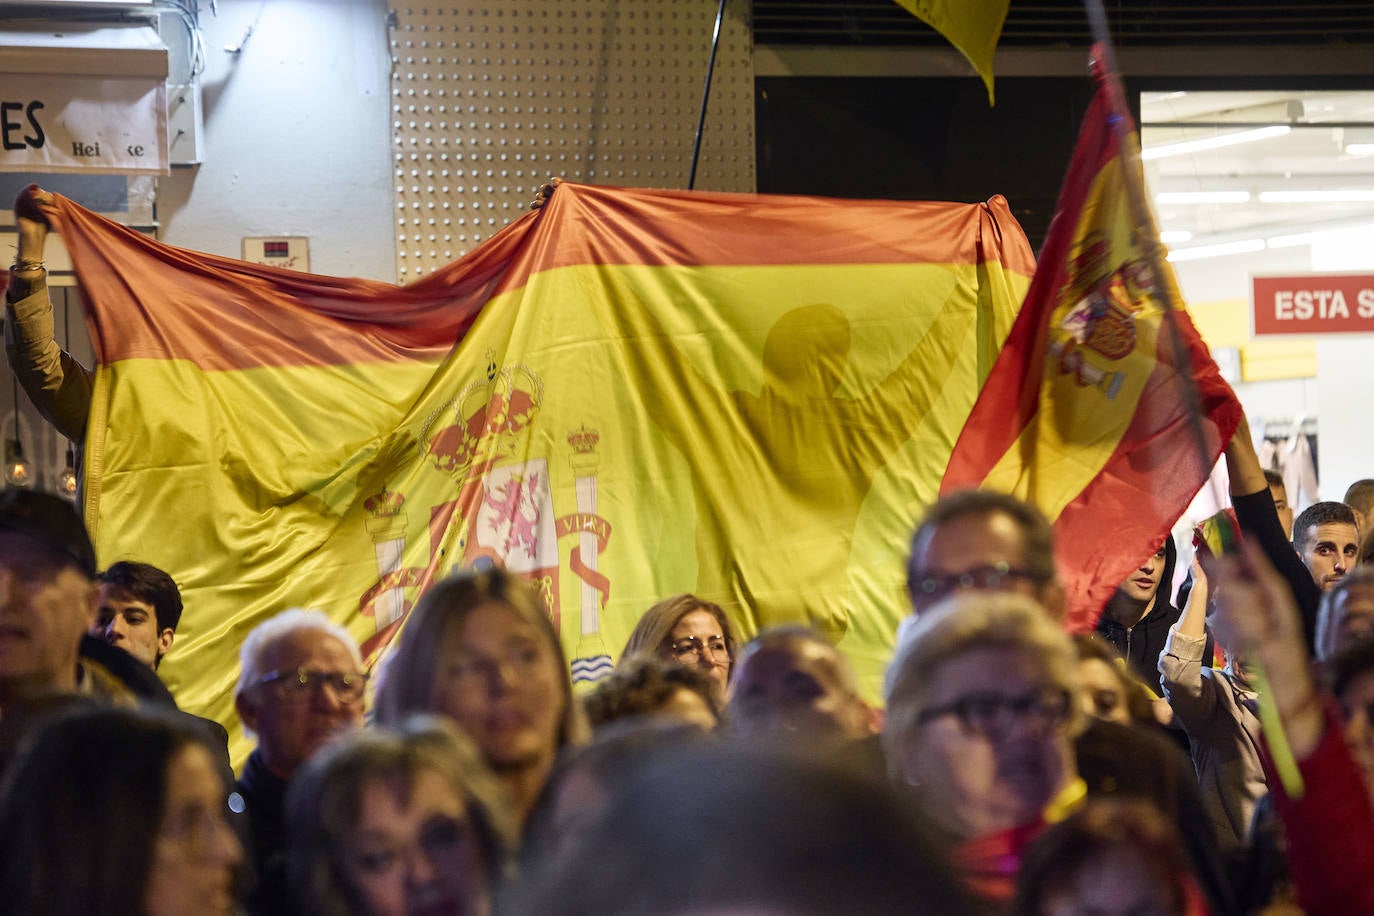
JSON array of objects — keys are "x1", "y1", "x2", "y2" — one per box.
[
  {"x1": 1082, "y1": 1, "x2": 1304, "y2": 798},
  {"x1": 1081, "y1": 1, "x2": 1214, "y2": 481},
  {"x1": 688, "y1": 0, "x2": 728, "y2": 191}
]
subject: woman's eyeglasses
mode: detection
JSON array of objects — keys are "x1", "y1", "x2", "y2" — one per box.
[{"x1": 667, "y1": 635, "x2": 731, "y2": 665}]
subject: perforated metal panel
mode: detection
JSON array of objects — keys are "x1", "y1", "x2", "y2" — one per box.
[{"x1": 388, "y1": 0, "x2": 755, "y2": 278}]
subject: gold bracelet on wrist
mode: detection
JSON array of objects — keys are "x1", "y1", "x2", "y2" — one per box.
[{"x1": 8, "y1": 258, "x2": 44, "y2": 273}]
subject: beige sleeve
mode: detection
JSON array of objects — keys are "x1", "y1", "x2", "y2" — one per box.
[{"x1": 4, "y1": 277, "x2": 93, "y2": 442}]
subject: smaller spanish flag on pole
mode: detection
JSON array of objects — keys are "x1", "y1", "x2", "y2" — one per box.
[
  {"x1": 890, "y1": 0, "x2": 1011, "y2": 104},
  {"x1": 941, "y1": 44, "x2": 1244, "y2": 635}
]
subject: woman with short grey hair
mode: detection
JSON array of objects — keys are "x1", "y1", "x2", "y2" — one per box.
[{"x1": 883, "y1": 591, "x2": 1085, "y2": 905}]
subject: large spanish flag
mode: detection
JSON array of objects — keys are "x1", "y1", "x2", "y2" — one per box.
[
  {"x1": 941, "y1": 62, "x2": 1244, "y2": 633},
  {"x1": 43, "y1": 183, "x2": 1033, "y2": 761}
]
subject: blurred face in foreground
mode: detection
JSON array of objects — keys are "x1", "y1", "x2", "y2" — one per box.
[
  {"x1": 143, "y1": 744, "x2": 243, "y2": 916},
  {"x1": 342, "y1": 767, "x2": 490, "y2": 916},
  {"x1": 1039, "y1": 847, "x2": 1180, "y2": 916},
  {"x1": 908, "y1": 510, "x2": 1064, "y2": 620},
  {"x1": 1075, "y1": 658, "x2": 1132, "y2": 727},
  {"x1": 892, "y1": 646, "x2": 1075, "y2": 839},
  {"x1": 0, "y1": 534, "x2": 97, "y2": 693},
  {"x1": 1326, "y1": 586, "x2": 1374, "y2": 659},
  {"x1": 729, "y1": 637, "x2": 874, "y2": 742},
  {"x1": 434, "y1": 601, "x2": 565, "y2": 772},
  {"x1": 1340, "y1": 669, "x2": 1374, "y2": 805}
]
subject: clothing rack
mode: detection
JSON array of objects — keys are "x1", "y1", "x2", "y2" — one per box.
[{"x1": 1258, "y1": 416, "x2": 1318, "y2": 441}]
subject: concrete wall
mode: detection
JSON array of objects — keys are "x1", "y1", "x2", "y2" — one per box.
[{"x1": 156, "y1": 0, "x2": 396, "y2": 281}]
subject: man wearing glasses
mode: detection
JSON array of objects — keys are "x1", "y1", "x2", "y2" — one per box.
[
  {"x1": 233, "y1": 608, "x2": 366, "y2": 916},
  {"x1": 906, "y1": 490, "x2": 1065, "y2": 621}
]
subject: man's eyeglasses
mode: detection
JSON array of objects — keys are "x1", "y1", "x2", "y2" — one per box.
[
  {"x1": 917, "y1": 688, "x2": 1072, "y2": 738},
  {"x1": 255, "y1": 668, "x2": 368, "y2": 704},
  {"x1": 667, "y1": 635, "x2": 730, "y2": 665},
  {"x1": 910, "y1": 562, "x2": 1051, "y2": 604}
]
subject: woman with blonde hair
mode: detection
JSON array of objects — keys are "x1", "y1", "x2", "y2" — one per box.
[
  {"x1": 620, "y1": 593, "x2": 740, "y2": 697},
  {"x1": 374, "y1": 567, "x2": 588, "y2": 827}
]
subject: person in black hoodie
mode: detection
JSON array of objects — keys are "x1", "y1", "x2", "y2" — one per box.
[{"x1": 1094, "y1": 536, "x2": 1213, "y2": 697}]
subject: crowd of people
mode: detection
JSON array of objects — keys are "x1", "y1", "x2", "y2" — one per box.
[{"x1": 8, "y1": 185, "x2": 1374, "y2": 914}]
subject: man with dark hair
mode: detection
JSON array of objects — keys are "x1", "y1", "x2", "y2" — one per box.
[
  {"x1": 1264, "y1": 469, "x2": 1294, "y2": 540},
  {"x1": 905, "y1": 490, "x2": 1235, "y2": 914},
  {"x1": 92, "y1": 561, "x2": 183, "y2": 669},
  {"x1": 1293, "y1": 501, "x2": 1360, "y2": 594},
  {"x1": 1344, "y1": 478, "x2": 1374, "y2": 534},
  {"x1": 1094, "y1": 539, "x2": 1208, "y2": 696}
]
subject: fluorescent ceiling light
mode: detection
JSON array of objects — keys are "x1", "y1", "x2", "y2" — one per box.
[
  {"x1": 1258, "y1": 189, "x2": 1374, "y2": 203},
  {"x1": 1156, "y1": 191, "x2": 1251, "y2": 205},
  {"x1": 1159, "y1": 230, "x2": 1192, "y2": 244},
  {"x1": 1266, "y1": 232, "x2": 1315, "y2": 249},
  {"x1": 1268, "y1": 222, "x2": 1374, "y2": 248},
  {"x1": 1142, "y1": 125, "x2": 1291, "y2": 161},
  {"x1": 1166, "y1": 239, "x2": 1265, "y2": 262}
]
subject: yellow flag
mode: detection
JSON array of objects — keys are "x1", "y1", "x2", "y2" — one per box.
[{"x1": 891, "y1": 0, "x2": 1011, "y2": 103}]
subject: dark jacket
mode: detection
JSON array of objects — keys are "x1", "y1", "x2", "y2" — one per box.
[
  {"x1": 1095, "y1": 538, "x2": 1209, "y2": 696},
  {"x1": 237, "y1": 748, "x2": 296, "y2": 916},
  {"x1": 1232, "y1": 488, "x2": 1320, "y2": 652}
]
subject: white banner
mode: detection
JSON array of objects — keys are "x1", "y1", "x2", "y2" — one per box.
[{"x1": 0, "y1": 72, "x2": 167, "y2": 175}]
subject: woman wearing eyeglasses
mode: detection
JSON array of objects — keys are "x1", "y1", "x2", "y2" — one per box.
[
  {"x1": 883, "y1": 591, "x2": 1086, "y2": 906},
  {"x1": 287, "y1": 716, "x2": 516, "y2": 916},
  {"x1": 374, "y1": 567, "x2": 588, "y2": 830},
  {"x1": 619, "y1": 593, "x2": 739, "y2": 699}
]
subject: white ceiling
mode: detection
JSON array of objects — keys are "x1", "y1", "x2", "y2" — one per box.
[{"x1": 1141, "y1": 90, "x2": 1374, "y2": 254}]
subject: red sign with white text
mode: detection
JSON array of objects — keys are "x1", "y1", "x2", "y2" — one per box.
[{"x1": 1252, "y1": 274, "x2": 1374, "y2": 336}]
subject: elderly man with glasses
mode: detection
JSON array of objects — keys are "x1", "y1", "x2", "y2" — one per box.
[{"x1": 233, "y1": 608, "x2": 367, "y2": 916}]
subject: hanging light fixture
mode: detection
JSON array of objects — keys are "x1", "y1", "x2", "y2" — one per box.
[
  {"x1": 4, "y1": 377, "x2": 34, "y2": 488},
  {"x1": 58, "y1": 443, "x2": 78, "y2": 499}
]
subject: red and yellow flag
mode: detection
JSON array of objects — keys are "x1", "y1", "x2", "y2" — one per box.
[
  {"x1": 44, "y1": 184, "x2": 1033, "y2": 761},
  {"x1": 940, "y1": 65, "x2": 1244, "y2": 633}
]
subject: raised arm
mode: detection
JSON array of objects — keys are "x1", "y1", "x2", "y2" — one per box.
[
  {"x1": 1158, "y1": 557, "x2": 1220, "y2": 728},
  {"x1": 1208, "y1": 539, "x2": 1322, "y2": 756},
  {"x1": 1224, "y1": 414, "x2": 1321, "y2": 649},
  {"x1": 1224, "y1": 413, "x2": 1269, "y2": 498},
  {"x1": 4, "y1": 185, "x2": 93, "y2": 442},
  {"x1": 1207, "y1": 538, "x2": 1374, "y2": 914}
]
